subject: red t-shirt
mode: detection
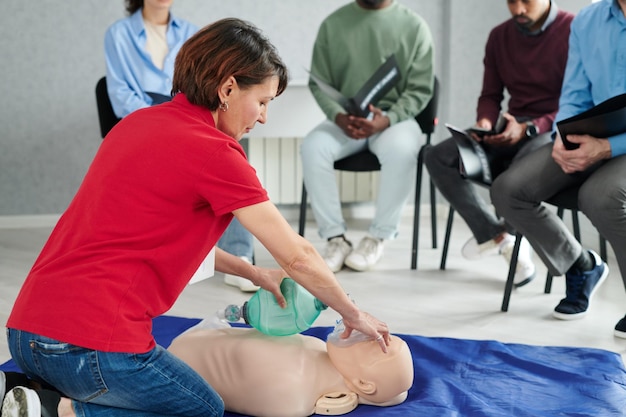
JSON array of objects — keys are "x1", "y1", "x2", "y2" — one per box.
[{"x1": 7, "y1": 94, "x2": 268, "y2": 353}]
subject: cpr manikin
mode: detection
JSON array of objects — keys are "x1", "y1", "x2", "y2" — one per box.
[{"x1": 167, "y1": 321, "x2": 413, "y2": 417}]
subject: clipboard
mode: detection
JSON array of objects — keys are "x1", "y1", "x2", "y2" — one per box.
[{"x1": 308, "y1": 54, "x2": 401, "y2": 118}]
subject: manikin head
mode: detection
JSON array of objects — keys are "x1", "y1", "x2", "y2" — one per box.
[{"x1": 326, "y1": 327, "x2": 413, "y2": 406}]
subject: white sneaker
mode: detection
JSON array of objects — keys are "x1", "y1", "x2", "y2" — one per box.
[
  {"x1": 461, "y1": 237, "x2": 500, "y2": 260},
  {"x1": 224, "y1": 256, "x2": 260, "y2": 292},
  {"x1": 322, "y1": 237, "x2": 353, "y2": 272},
  {"x1": 499, "y1": 236, "x2": 536, "y2": 287},
  {"x1": 2, "y1": 386, "x2": 40, "y2": 417},
  {"x1": 344, "y1": 235, "x2": 384, "y2": 272}
]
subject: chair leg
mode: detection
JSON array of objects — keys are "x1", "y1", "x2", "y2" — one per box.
[
  {"x1": 424, "y1": 134, "x2": 437, "y2": 250},
  {"x1": 502, "y1": 233, "x2": 522, "y2": 312},
  {"x1": 544, "y1": 271, "x2": 553, "y2": 294},
  {"x1": 298, "y1": 183, "x2": 308, "y2": 237},
  {"x1": 412, "y1": 146, "x2": 427, "y2": 269},
  {"x1": 429, "y1": 180, "x2": 437, "y2": 249},
  {"x1": 440, "y1": 206, "x2": 455, "y2": 270},
  {"x1": 571, "y1": 210, "x2": 581, "y2": 241},
  {"x1": 600, "y1": 235, "x2": 608, "y2": 262}
]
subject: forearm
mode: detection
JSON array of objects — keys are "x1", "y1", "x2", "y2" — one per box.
[
  {"x1": 284, "y1": 244, "x2": 360, "y2": 321},
  {"x1": 235, "y1": 202, "x2": 359, "y2": 321},
  {"x1": 529, "y1": 111, "x2": 557, "y2": 136},
  {"x1": 214, "y1": 247, "x2": 255, "y2": 277}
]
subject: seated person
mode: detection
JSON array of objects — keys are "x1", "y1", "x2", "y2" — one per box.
[
  {"x1": 302, "y1": 0, "x2": 434, "y2": 272},
  {"x1": 423, "y1": 0, "x2": 573, "y2": 286},
  {"x1": 167, "y1": 322, "x2": 413, "y2": 417},
  {"x1": 105, "y1": 0, "x2": 198, "y2": 118}
]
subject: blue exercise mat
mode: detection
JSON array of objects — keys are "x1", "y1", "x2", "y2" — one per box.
[{"x1": 3, "y1": 315, "x2": 626, "y2": 416}]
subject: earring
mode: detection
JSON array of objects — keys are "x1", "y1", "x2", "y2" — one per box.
[{"x1": 219, "y1": 101, "x2": 229, "y2": 112}]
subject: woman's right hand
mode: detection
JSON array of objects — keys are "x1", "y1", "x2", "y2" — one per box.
[{"x1": 340, "y1": 310, "x2": 390, "y2": 353}]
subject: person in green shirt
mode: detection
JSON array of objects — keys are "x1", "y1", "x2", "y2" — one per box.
[{"x1": 301, "y1": 0, "x2": 434, "y2": 272}]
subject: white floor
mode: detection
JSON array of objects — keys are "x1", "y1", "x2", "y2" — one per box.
[{"x1": 1, "y1": 205, "x2": 625, "y2": 367}]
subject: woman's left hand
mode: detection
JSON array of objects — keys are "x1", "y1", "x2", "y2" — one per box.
[{"x1": 251, "y1": 267, "x2": 287, "y2": 308}]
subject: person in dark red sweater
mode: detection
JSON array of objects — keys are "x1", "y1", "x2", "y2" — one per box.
[{"x1": 424, "y1": 0, "x2": 574, "y2": 286}]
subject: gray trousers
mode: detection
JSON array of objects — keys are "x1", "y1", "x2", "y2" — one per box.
[
  {"x1": 491, "y1": 142, "x2": 626, "y2": 291},
  {"x1": 423, "y1": 133, "x2": 551, "y2": 243}
]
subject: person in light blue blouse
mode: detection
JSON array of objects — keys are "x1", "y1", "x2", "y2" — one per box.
[
  {"x1": 104, "y1": 0, "x2": 198, "y2": 118},
  {"x1": 104, "y1": 0, "x2": 258, "y2": 292},
  {"x1": 491, "y1": 0, "x2": 626, "y2": 336}
]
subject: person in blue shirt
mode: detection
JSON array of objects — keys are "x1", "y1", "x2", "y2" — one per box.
[
  {"x1": 105, "y1": 0, "x2": 197, "y2": 118},
  {"x1": 104, "y1": 0, "x2": 258, "y2": 292},
  {"x1": 491, "y1": 0, "x2": 626, "y2": 337}
]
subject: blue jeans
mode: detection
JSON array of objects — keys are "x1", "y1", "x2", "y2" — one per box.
[
  {"x1": 218, "y1": 218, "x2": 254, "y2": 261},
  {"x1": 301, "y1": 119, "x2": 421, "y2": 240},
  {"x1": 7, "y1": 329, "x2": 224, "y2": 417}
]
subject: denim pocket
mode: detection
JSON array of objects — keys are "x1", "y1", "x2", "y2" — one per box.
[{"x1": 29, "y1": 338, "x2": 108, "y2": 402}]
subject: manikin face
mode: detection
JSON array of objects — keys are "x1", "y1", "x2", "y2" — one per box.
[
  {"x1": 326, "y1": 335, "x2": 414, "y2": 406},
  {"x1": 215, "y1": 76, "x2": 279, "y2": 141},
  {"x1": 507, "y1": 0, "x2": 551, "y2": 32}
]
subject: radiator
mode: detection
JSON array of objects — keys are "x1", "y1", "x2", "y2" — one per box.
[{"x1": 248, "y1": 137, "x2": 379, "y2": 205}]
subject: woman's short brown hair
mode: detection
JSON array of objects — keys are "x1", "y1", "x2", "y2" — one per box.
[
  {"x1": 125, "y1": 0, "x2": 143, "y2": 15},
  {"x1": 172, "y1": 18, "x2": 289, "y2": 111}
]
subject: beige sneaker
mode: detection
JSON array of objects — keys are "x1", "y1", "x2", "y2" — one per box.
[
  {"x1": 344, "y1": 235, "x2": 384, "y2": 272},
  {"x1": 461, "y1": 237, "x2": 500, "y2": 260},
  {"x1": 322, "y1": 237, "x2": 353, "y2": 272},
  {"x1": 224, "y1": 256, "x2": 260, "y2": 292},
  {"x1": 499, "y1": 236, "x2": 536, "y2": 287}
]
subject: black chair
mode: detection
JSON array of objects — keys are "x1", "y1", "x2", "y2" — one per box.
[
  {"x1": 298, "y1": 77, "x2": 440, "y2": 269},
  {"x1": 95, "y1": 76, "x2": 121, "y2": 139},
  {"x1": 437, "y1": 180, "x2": 608, "y2": 311}
]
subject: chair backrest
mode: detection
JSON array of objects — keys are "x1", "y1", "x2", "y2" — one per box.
[
  {"x1": 415, "y1": 76, "x2": 440, "y2": 136},
  {"x1": 95, "y1": 76, "x2": 122, "y2": 139}
]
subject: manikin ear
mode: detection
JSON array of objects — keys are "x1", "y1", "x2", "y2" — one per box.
[
  {"x1": 351, "y1": 378, "x2": 376, "y2": 395},
  {"x1": 217, "y1": 76, "x2": 238, "y2": 103}
]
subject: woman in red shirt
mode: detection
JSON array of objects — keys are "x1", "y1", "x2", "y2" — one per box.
[{"x1": 3, "y1": 18, "x2": 390, "y2": 417}]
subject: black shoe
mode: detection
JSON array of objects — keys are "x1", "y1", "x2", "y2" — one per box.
[
  {"x1": 553, "y1": 250, "x2": 609, "y2": 320},
  {"x1": 615, "y1": 315, "x2": 626, "y2": 339}
]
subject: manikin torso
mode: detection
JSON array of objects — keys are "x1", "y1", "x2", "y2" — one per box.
[{"x1": 168, "y1": 327, "x2": 351, "y2": 417}]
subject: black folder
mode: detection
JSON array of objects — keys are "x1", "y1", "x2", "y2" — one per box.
[
  {"x1": 446, "y1": 123, "x2": 494, "y2": 185},
  {"x1": 308, "y1": 54, "x2": 401, "y2": 118},
  {"x1": 557, "y1": 93, "x2": 626, "y2": 150}
]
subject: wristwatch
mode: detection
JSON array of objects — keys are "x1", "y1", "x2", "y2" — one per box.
[{"x1": 525, "y1": 121, "x2": 538, "y2": 138}]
